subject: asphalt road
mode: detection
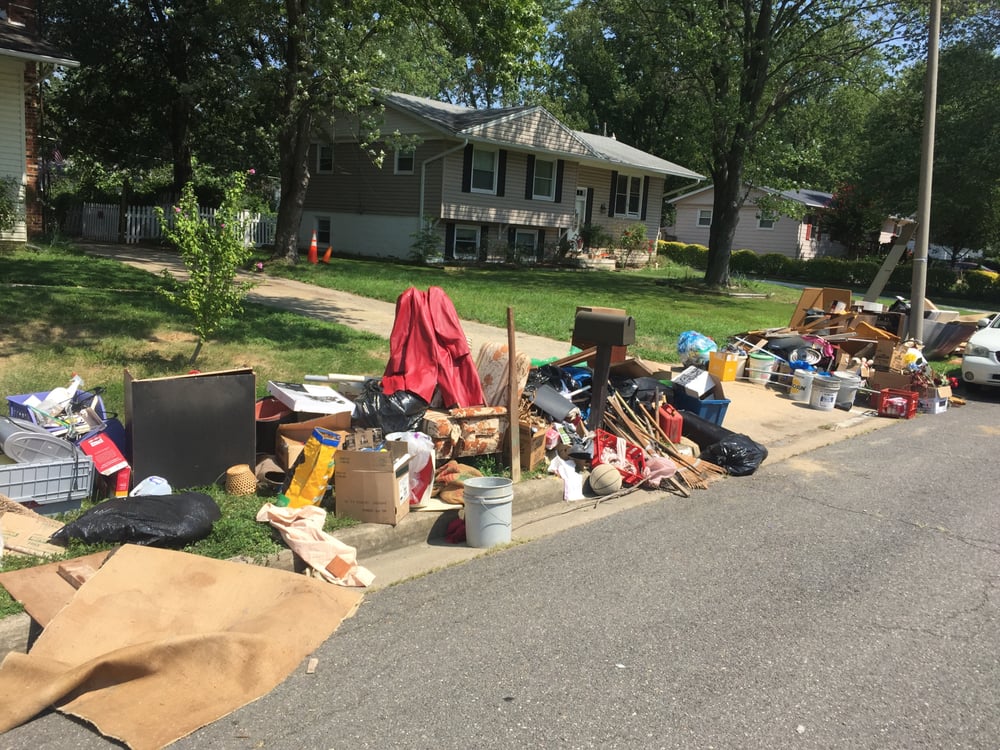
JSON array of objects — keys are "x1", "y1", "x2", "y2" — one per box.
[{"x1": 4, "y1": 393, "x2": 999, "y2": 749}]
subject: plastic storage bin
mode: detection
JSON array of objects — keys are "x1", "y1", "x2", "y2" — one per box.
[
  {"x1": 0, "y1": 454, "x2": 95, "y2": 515},
  {"x1": 671, "y1": 390, "x2": 731, "y2": 427},
  {"x1": 7, "y1": 390, "x2": 107, "y2": 437},
  {"x1": 875, "y1": 388, "x2": 919, "y2": 419}
]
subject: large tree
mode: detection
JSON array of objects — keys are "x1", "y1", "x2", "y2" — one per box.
[
  {"x1": 859, "y1": 41, "x2": 1000, "y2": 263},
  {"x1": 43, "y1": 0, "x2": 266, "y2": 195},
  {"x1": 553, "y1": 0, "x2": 909, "y2": 286}
]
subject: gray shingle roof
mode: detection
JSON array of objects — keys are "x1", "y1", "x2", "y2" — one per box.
[
  {"x1": 0, "y1": 21, "x2": 77, "y2": 66},
  {"x1": 379, "y1": 91, "x2": 702, "y2": 180}
]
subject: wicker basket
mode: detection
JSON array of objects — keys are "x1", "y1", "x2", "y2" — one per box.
[{"x1": 225, "y1": 464, "x2": 258, "y2": 496}]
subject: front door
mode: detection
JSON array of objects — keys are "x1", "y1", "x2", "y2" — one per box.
[{"x1": 571, "y1": 188, "x2": 588, "y2": 248}]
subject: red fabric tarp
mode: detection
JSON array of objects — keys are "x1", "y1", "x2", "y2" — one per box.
[{"x1": 381, "y1": 286, "x2": 486, "y2": 408}]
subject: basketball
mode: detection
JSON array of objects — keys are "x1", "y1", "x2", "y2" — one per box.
[{"x1": 588, "y1": 464, "x2": 623, "y2": 496}]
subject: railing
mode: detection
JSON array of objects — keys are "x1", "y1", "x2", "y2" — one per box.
[{"x1": 78, "y1": 203, "x2": 276, "y2": 247}]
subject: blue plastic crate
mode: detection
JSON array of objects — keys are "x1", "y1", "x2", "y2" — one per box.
[
  {"x1": 671, "y1": 389, "x2": 730, "y2": 426},
  {"x1": 6, "y1": 391, "x2": 107, "y2": 438}
]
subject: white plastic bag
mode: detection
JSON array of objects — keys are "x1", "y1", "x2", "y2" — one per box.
[{"x1": 386, "y1": 431, "x2": 436, "y2": 506}]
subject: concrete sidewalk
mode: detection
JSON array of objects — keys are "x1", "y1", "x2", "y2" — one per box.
[{"x1": 0, "y1": 243, "x2": 895, "y2": 655}]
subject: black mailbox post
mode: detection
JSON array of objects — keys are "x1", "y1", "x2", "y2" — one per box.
[{"x1": 572, "y1": 310, "x2": 636, "y2": 430}]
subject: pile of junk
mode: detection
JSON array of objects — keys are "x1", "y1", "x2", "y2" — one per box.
[
  {"x1": 0, "y1": 291, "x2": 773, "y2": 563},
  {"x1": 678, "y1": 286, "x2": 976, "y2": 422}
]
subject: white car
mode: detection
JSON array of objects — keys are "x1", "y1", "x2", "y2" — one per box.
[{"x1": 962, "y1": 314, "x2": 1000, "y2": 388}]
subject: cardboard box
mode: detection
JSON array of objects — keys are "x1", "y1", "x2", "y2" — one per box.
[
  {"x1": 334, "y1": 440, "x2": 411, "y2": 526},
  {"x1": 266, "y1": 381, "x2": 354, "y2": 416},
  {"x1": 673, "y1": 365, "x2": 718, "y2": 398},
  {"x1": 79, "y1": 433, "x2": 129, "y2": 476},
  {"x1": 873, "y1": 340, "x2": 909, "y2": 372},
  {"x1": 518, "y1": 420, "x2": 548, "y2": 472},
  {"x1": 275, "y1": 412, "x2": 353, "y2": 470},
  {"x1": 918, "y1": 384, "x2": 952, "y2": 400},
  {"x1": 708, "y1": 351, "x2": 740, "y2": 382},
  {"x1": 866, "y1": 369, "x2": 914, "y2": 393},
  {"x1": 0, "y1": 512, "x2": 65, "y2": 556},
  {"x1": 789, "y1": 287, "x2": 853, "y2": 328},
  {"x1": 918, "y1": 397, "x2": 948, "y2": 415}
]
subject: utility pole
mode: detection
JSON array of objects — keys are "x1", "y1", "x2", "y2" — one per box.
[{"x1": 909, "y1": 0, "x2": 941, "y2": 344}]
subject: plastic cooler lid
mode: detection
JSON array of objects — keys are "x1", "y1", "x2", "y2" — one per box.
[{"x1": 2, "y1": 431, "x2": 80, "y2": 464}]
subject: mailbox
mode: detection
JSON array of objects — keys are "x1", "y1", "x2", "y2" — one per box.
[{"x1": 572, "y1": 311, "x2": 636, "y2": 347}]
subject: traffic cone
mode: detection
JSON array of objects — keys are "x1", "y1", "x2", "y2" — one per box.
[
  {"x1": 322, "y1": 246, "x2": 332, "y2": 263},
  {"x1": 308, "y1": 230, "x2": 318, "y2": 264}
]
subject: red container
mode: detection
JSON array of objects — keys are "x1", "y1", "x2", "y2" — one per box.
[
  {"x1": 593, "y1": 429, "x2": 646, "y2": 486},
  {"x1": 875, "y1": 388, "x2": 918, "y2": 419},
  {"x1": 657, "y1": 403, "x2": 683, "y2": 444}
]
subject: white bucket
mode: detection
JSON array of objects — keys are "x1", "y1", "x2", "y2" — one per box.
[
  {"x1": 809, "y1": 374, "x2": 840, "y2": 411},
  {"x1": 789, "y1": 369, "x2": 815, "y2": 403},
  {"x1": 747, "y1": 352, "x2": 776, "y2": 385},
  {"x1": 832, "y1": 371, "x2": 862, "y2": 410},
  {"x1": 464, "y1": 477, "x2": 513, "y2": 548}
]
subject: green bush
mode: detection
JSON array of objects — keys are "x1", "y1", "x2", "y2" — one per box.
[
  {"x1": 729, "y1": 249, "x2": 758, "y2": 275},
  {"x1": 962, "y1": 270, "x2": 999, "y2": 301},
  {"x1": 757, "y1": 253, "x2": 795, "y2": 277},
  {"x1": 682, "y1": 244, "x2": 709, "y2": 269},
  {"x1": 926, "y1": 265, "x2": 958, "y2": 296}
]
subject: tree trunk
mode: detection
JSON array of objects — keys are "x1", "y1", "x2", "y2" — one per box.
[
  {"x1": 704, "y1": 164, "x2": 743, "y2": 287},
  {"x1": 273, "y1": 108, "x2": 313, "y2": 263}
]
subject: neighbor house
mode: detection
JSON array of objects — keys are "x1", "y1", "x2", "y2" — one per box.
[
  {"x1": 301, "y1": 91, "x2": 703, "y2": 261},
  {"x1": 666, "y1": 185, "x2": 848, "y2": 260},
  {"x1": 0, "y1": 0, "x2": 76, "y2": 241}
]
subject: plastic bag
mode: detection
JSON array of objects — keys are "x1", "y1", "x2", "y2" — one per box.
[
  {"x1": 387, "y1": 431, "x2": 436, "y2": 506},
  {"x1": 701, "y1": 434, "x2": 768, "y2": 476},
  {"x1": 49, "y1": 492, "x2": 221, "y2": 547},
  {"x1": 677, "y1": 330, "x2": 717, "y2": 366},
  {"x1": 278, "y1": 427, "x2": 342, "y2": 508},
  {"x1": 353, "y1": 380, "x2": 428, "y2": 434}
]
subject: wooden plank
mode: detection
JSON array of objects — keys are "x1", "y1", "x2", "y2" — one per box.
[
  {"x1": 57, "y1": 560, "x2": 98, "y2": 589},
  {"x1": 0, "y1": 550, "x2": 113, "y2": 627},
  {"x1": 507, "y1": 307, "x2": 521, "y2": 483}
]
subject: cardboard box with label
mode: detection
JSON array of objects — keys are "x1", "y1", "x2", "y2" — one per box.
[
  {"x1": 275, "y1": 412, "x2": 353, "y2": 470},
  {"x1": 334, "y1": 440, "x2": 411, "y2": 526}
]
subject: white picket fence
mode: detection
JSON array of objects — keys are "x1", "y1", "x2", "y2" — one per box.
[{"x1": 79, "y1": 203, "x2": 276, "y2": 247}]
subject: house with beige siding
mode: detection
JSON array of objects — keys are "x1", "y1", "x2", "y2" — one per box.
[
  {"x1": 666, "y1": 185, "x2": 848, "y2": 260},
  {"x1": 0, "y1": 1, "x2": 75, "y2": 241},
  {"x1": 302, "y1": 91, "x2": 702, "y2": 261}
]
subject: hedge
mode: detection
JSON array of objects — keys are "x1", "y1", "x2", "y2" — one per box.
[{"x1": 654, "y1": 240, "x2": 1000, "y2": 303}]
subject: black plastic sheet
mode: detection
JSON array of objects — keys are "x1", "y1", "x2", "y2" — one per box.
[{"x1": 49, "y1": 492, "x2": 221, "y2": 547}]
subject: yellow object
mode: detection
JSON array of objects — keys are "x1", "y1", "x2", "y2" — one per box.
[
  {"x1": 278, "y1": 428, "x2": 342, "y2": 508},
  {"x1": 708, "y1": 351, "x2": 740, "y2": 382}
]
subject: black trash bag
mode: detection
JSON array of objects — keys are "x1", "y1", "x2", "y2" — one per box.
[
  {"x1": 352, "y1": 380, "x2": 428, "y2": 434},
  {"x1": 701, "y1": 434, "x2": 769, "y2": 477},
  {"x1": 678, "y1": 409, "x2": 734, "y2": 448},
  {"x1": 49, "y1": 492, "x2": 221, "y2": 548}
]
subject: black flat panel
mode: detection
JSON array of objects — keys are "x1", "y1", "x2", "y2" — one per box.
[{"x1": 125, "y1": 369, "x2": 256, "y2": 490}]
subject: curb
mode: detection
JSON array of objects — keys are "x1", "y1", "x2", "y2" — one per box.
[{"x1": 0, "y1": 475, "x2": 568, "y2": 658}]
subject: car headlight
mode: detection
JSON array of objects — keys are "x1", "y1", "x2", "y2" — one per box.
[{"x1": 966, "y1": 343, "x2": 993, "y2": 358}]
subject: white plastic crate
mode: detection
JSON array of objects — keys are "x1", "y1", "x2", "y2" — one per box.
[{"x1": 0, "y1": 454, "x2": 94, "y2": 515}]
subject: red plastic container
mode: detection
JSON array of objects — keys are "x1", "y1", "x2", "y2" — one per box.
[
  {"x1": 876, "y1": 388, "x2": 918, "y2": 419},
  {"x1": 593, "y1": 429, "x2": 646, "y2": 486},
  {"x1": 657, "y1": 403, "x2": 683, "y2": 443}
]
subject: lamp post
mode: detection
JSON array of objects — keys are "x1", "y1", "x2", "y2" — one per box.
[{"x1": 909, "y1": 0, "x2": 942, "y2": 344}]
